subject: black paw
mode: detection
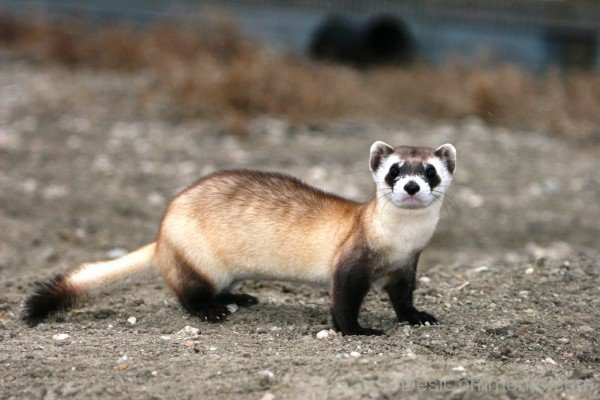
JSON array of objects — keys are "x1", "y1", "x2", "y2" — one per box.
[
  {"x1": 216, "y1": 293, "x2": 259, "y2": 307},
  {"x1": 341, "y1": 327, "x2": 386, "y2": 336},
  {"x1": 190, "y1": 303, "x2": 231, "y2": 323},
  {"x1": 399, "y1": 308, "x2": 438, "y2": 326}
]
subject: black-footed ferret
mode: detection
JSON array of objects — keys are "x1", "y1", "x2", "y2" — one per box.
[{"x1": 22, "y1": 141, "x2": 456, "y2": 335}]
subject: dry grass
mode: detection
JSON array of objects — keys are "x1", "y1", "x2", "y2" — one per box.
[{"x1": 1, "y1": 12, "x2": 598, "y2": 139}]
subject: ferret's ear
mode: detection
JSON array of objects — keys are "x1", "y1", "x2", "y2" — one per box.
[
  {"x1": 369, "y1": 141, "x2": 394, "y2": 172},
  {"x1": 435, "y1": 144, "x2": 456, "y2": 174}
]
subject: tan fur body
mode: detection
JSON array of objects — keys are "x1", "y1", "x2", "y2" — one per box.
[
  {"x1": 157, "y1": 169, "x2": 443, "y2": 293},
  {"x1": 158, "y1": 171, "x2": 365, "y2": 290}
]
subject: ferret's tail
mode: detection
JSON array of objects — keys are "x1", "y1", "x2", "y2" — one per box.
[{"x1": 22, "y1": 242, "x2": 156, "y2": 326}]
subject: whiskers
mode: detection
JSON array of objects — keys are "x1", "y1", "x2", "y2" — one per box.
[
  {"x1": 431, "y1": 190, "x2": 461, "y2": 215},
  {"x1": 373, "y1": 182, "x2": 461, "y2": 234},
  {"x1": 375, "y1": 187, "x2": 393, "y2": 230},
  {"x1": 431, "y1": 189, "x2": 461, "y2": 235}
]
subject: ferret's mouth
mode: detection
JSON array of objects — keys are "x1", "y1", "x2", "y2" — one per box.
[{"x1": 392, "y1": 195, "x2": 429, "y2": 209}]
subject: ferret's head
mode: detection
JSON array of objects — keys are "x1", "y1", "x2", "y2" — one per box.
[{"x1": 369, "y1": 142, "x2": 456, "y2": 209}]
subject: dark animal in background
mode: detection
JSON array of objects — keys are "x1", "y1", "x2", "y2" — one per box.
[
  {"x1": 544, "y1": 27, "x2": 597, "y2": 70},
  {"x1": 310, "y1": 14, "x2": 417, "y2": 67}
]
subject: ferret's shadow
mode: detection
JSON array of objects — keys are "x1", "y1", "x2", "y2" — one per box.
[
  {"x1": 226, "y1": 301, "x2": 398, "y2": 332},
  {"x1": 229, "y1": 302, "x2": 330, "y2": 327}
]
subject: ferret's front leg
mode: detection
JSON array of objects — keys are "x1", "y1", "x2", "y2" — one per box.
[
  {"x1": 331, "y1": 249, "x2": 384, "y2": 336},
  {"x1": 383, "y1": 253, "x2": 438, "y2": 326}
]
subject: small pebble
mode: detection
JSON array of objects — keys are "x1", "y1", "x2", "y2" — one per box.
[
  {"x1": 349, "y1": 351, "x2": 361, "y2": 358},
  {"x1": 485, "y1": 321, "x2": 512, "y2": 335},
  {"x1": 474, "y1": 266, "x2": 490, "y2": 273},
  {"x1": 147, "y1": 192, "x2": 165, "y2": 206},
  {"x1": 545, "y1": 357, "x2": 557, "y2": 365},
  {"x1": 316, "y1": 330, "x2": 329, "y2": 339},
  {"x1": 419, "y1": 276, "x2": 431, "y2": 285},
  {"x1": 404, "y1": 348, "x2": 417, "y2": 359},
  {"x1": 260, "y1": 393, "x2": 275, "y2": 400},
  {"x1": 171, "y1": 326, "x2": 201, "y2": 340},
  {"x1": 452, "y1": 366, "x2": 466, "y2": 372},
  {"x1": 127, "y1": 316, "x2": 137, "y2": 325},
  {"x1": 52, "y1": 333, "x2": 69, "y2": 341},
  {"x1": 43, "y1": 185, "x2": 68, "y2": 200},
  {"x1": 577, "y1": 325, "x2": 594, "y2": 333},
  {"x1": 177, "y1": 326, "x2": 200, "y2": 336},
  {"x1": 106, "y1": 248, "x2": 128, "y2": 259},
  {"x1": 226, "y1": 304, "x2": 239, "y2": 313},
  {"x1": 525, "y1": 267, "x2": 534, "y2": 275},
  {"x1": 257, "y1": 370, "x2": 275, "y2": 386},
  {"x1": 151, "y1": 371, "x2": 158, "y2": 377},
  {"x1": 500, "y1": 347, "x2": 512, "y2": 357},
  {"x1": 160, "y1": 335, "x2": 172, "y2": 341}
]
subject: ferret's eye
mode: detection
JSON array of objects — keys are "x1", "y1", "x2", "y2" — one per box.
[
  {"x1": 389, "y1": 165, "x2": 400, "y2": 178},
  {"x1": 425, "y1": 165, "x2": 436, "y2": 178}
]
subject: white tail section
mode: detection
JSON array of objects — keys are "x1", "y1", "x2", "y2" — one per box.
[{"x1": 68, "y1": 243, "x2": 156, "y2": 295}]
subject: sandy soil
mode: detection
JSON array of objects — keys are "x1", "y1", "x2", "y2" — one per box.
[{"x1": 0, "y1": 60, "x2": 599, "y2": 399}]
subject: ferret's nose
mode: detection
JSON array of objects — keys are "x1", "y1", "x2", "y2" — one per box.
[{"x1": 404, "y1": 181, "x2": 420, "y2": 195}]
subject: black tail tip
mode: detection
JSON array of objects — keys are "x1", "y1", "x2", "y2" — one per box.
[{"x1": 21, "y1": 274, "x2": 76, "y2": 327}]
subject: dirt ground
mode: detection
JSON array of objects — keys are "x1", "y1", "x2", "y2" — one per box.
[{"x1": 0, "y1": 59, "x2": 599, "y2": 399}]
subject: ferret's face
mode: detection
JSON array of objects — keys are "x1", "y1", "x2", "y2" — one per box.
[{"x1": 369, "y1": 142, "x2": 456, "y2": 209}]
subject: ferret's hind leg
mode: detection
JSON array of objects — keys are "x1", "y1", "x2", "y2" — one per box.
[
  {"x1": 178, "y1": 274, "x2": 231, "y2": 323},
  {"x1": 159, "y1": 244, "x2": 231, "y2": 322}
]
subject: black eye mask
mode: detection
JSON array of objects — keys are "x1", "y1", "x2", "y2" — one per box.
[{"x1": 385, "y1": 162, "x2": 441, "y2": 190}]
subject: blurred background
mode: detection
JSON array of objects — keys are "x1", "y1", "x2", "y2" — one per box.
[{"x1": 0, "y1": 0, "x2": 598, "y2": 138}]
